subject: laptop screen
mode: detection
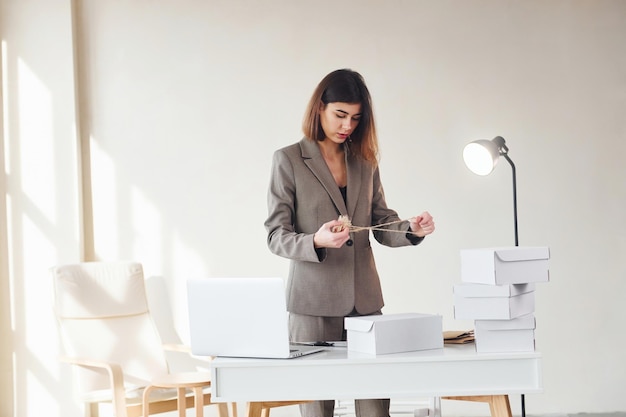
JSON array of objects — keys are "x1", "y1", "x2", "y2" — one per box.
[{"x1": 187, "y1": 277, "x2": 292, "y2": 358}]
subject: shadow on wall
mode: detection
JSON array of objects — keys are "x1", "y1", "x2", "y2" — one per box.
[{"x1": 145, "y1": 275, "x2": 210, "y2": 373}]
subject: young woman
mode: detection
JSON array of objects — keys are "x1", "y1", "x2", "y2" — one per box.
[{"x1": 264, "y1": 69, "x2": 435, "y2": 417}]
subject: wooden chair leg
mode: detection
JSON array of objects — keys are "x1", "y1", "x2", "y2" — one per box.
[
  {"x1": 142, "y1": 385, "x2": 155, "y2": 417},
  {"x1": 86, "y1": 402, "x2": 99, "y2": 417},
  {"x1": 215, "y1": 402, "x2": 231, "y2": 417},
  {"x1": 193, "y1": 387, "x2": 204, "y2": 417},
  {"x1": 177, "y1": 387, "x2": 186, "y2": 417},
  {"x1": 246, "y1": 402, "x2": 264, "y2": 417},
  {"x1": 228, "y1": 402, "x2": 238, "y2": 417}
]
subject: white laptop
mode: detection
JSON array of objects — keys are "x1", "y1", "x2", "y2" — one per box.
[{"x1": 187, "y1": 277, "x2": 326, "y2": 359}]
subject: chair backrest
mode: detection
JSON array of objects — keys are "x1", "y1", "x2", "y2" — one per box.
[{"x1": 52, "y1": 261, "x2": 169, "y2": 394}]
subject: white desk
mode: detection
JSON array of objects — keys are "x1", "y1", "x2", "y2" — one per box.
[{"x1": 210, "y1": 344, "x2": 542, "y2": 417}]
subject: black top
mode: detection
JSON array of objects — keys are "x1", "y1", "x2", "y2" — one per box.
[{"x1": 339, "y1": 186, "x2": 347, "y2": 203}]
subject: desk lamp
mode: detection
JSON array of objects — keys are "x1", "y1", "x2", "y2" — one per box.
[
  {"x1": 463, "y1": 135, "x2": 518, "y2": 246},
  {"x1": 462, "y1": 135, "x2": 525, "y2": 416}
]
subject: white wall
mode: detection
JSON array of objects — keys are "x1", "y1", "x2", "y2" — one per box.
[
  {"x1": 2, "y1": 1, "x2": 625, "y2": 416},
  {"x1": 0, "y1": 0, "x2": 81, "y2": 416}
]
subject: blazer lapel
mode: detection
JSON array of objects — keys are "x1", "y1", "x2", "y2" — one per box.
[{"x1": 299, "y1": 138, "x2": 348, "y2": 215}]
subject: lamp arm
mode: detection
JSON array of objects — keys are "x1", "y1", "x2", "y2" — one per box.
[
  {"x1": 502, "y1": 153, "x2": 519, "y2": 246},
  {"x1": 502, "y1": 143, "x2": 523, "y2": 417}
]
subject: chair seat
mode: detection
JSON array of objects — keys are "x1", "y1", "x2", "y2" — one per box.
[
  {"x1": 81, "y1": 384, "x2": 210, "y2": 404},
  {"x1": 149, "y1": 372, "x2": 212, "y2": 389}
]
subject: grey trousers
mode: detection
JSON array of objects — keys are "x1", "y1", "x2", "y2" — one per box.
[{"x1": 289, "y1": 312, "x2": 390, "y2": 417}]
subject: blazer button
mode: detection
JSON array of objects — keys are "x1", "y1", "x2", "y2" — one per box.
[{"x1": 346, "y1": 239, "x2": 353, "y2": 246}]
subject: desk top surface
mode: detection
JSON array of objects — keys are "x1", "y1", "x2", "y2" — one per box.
[
  {"x1": 209, "y1": 344, "x2": 543, "y2": 401},
  {"x1": 211, "y1": 343, "x2": 541, "y2": 367}
]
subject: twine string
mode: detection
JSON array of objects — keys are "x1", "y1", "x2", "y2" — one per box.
[{"x1": 340, "y1": 217, "x2": 412, "y2": 234}]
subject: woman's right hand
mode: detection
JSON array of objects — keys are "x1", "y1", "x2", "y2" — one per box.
[{"x1": 313, "y1": 220, "x2": 351, "y2": 248}]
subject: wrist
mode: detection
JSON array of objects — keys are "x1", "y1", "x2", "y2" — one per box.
[{"x1": 313, "y1": 233, "x2": 320, "y2": 248}]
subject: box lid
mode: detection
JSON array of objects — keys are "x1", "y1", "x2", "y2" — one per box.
[
  {"x1": 493, "y1": 247, "x2": 550, "y2": 262},
  {"x1": 475, "y1": 313, "x2": 536, "y2": 330},
  {"x1": 461, "y1": 246, "x2": 550, "y2": 262},
  {"x1": 344, "y1": 317, "x2": 376, "y2": 332},
  {"x1": 344, "y1": 313, "x2": 436, "y2": 333},
  {"x1": 453, "y1": 282, "x2": 535, "y2": 297}
]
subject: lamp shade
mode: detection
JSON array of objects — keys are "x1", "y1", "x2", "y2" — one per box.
[{"x1": 463, "y1": 138, "x2": 502, "y2": 175}]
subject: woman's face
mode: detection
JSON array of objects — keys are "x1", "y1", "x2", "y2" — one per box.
[{"x1": 319, "y1": 102, "x2": 362, "y2": 144}]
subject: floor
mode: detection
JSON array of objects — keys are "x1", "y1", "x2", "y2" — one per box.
[
  {"x1": 200, "y1": 401, "x2": 626, "y2": 417},
  {"x1": 538, "y1": 415, "x2": 626, "y2": 417}
]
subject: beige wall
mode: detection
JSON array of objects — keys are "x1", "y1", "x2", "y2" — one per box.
[
  {"x1": 0, "y1": 0, "x2": 82, "y2": 416},
  {"x1": 1, "y1": 1, "x2": 625, "y2": 416}
]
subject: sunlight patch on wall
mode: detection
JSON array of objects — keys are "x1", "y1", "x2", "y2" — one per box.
[
  {"x1": 130, "y1": 184, "x2": 162, "y2": 264},
  {"x1": 171, "y1": 229, "x2": 208, "y2": 339},
  {"x1": 172, "y1": 229, "x2": 208, "y2": 280},
  {"x1": 90, "y1": 138, "x2": 119, "y2": 260},
  {"x1": 25, "y1": 368, "x2": 57, "y2": 417},
  {"x1": 22, "y1": 215, "x2": 56, "y2": 348},
  {"x1": 2, "y1": 41, "x2": 9, "y2": 174},
  {"x1": 4, "y1": 52, "x2": 66, "y2": 417},
  {"x1": 7, "y1": 55, "x2": 58, "y2": 342},
  {"x1": 4, "y1": 194, "x2": 15, "y2": 331},
  {"x1": 17, "y1": 58, "x2": 55, "y2": 223}
]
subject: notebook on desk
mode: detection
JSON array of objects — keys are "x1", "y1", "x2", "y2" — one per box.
[{"x1": 187, "y1": 277, "x2": 325, "y2": 359}]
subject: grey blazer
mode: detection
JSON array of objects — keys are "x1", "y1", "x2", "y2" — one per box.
[{"x1": 265, "y1": 137, "x2": 422, "y2": 317}]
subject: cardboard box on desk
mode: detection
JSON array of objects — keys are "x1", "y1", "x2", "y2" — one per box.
[
  {"x1": 475, "y1": 313, "x2": 537, "y2": 353},
  {"x1": 461, "y1": 246, "x2": 550, "y2": 285},
  {"x1": 345, "y1": 313, "x2": 443, "y2": 355},
  {"x1": 453, "y1": 291, "x2": 535, "y2": 320},
  {"x1": 475, "y1": 328, "x2": 536, "y2": 352}
]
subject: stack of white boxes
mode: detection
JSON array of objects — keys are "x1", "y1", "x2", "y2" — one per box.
[{"x1": 453, "y1": 247, "x2": 550, "y2": 353}]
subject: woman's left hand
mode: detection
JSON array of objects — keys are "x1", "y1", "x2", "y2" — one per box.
[{"x1": 409, "y1": 211, "x2": 435, "y2": 237}]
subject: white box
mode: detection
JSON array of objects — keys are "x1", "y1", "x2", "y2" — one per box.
[
  {"x1": 345, "y1": 313, "x2": 443, "y2": 355},
  {"x1": 475, "y1": 328, "x2": 536, "y2": 353},
  {"x1": 453, "y1": 291, "x2": 535, "y2": 320},
  {"x1": 475, "y1": 313, "x2": 536, "y2": 331},
  {"x1": 453, "y1": 282, "x2": 535, "y2": 298},
  {"x1": 461, "y1": 246, "x2": 550, "y2": 284}
]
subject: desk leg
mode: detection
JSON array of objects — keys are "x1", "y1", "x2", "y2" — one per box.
[
  {"x1": 443, "y1": 395, "x2": 512, "y2": 417},
  {"x1": 246, "y1": 401, "x2": 310, "y2": 417},
  {"x1": 194, "y1": 387, "x2": 204, "y2": 417},
  {"x1": 489, "y1": 395, "x2": 512, "y2": 417}
]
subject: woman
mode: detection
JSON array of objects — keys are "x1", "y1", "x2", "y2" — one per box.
[{"x1": 264, "y1": 69, "x2": 435, "y2": 417}]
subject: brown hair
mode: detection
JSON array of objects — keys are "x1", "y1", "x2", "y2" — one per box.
[{"x1": 302, "y1": 69, "x2": 379, "y2": 165}]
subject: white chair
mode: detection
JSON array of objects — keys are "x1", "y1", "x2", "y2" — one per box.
[{"x1": 52, "y1": 261, "x2": 235, "y2": 417}]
